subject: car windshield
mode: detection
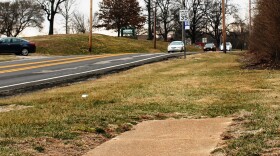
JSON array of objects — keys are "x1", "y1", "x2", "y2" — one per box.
[
  {"x1": 221, "y1": 42, "x2": 231, "y2": 45},
  {"x1": 170, "y1": 42, "x2": 183, "y2": 45},
  {"x1": 205, "y1": 43, "x2": 213, "y2": 47}
]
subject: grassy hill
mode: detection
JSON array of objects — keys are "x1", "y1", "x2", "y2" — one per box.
[
  {"x1": 25, "y1": 34, "x2": 171, "y2": 55},
  {"x1": 1, "y1": 34, "x2": 201, "y2": 61},
  {"x1": 26, "y1": 34, "x2": 202, "y2": 56}
]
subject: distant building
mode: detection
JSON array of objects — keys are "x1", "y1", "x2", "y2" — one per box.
[{"x1": 0, "y1": 34, "x2": 7, "y2": 38}]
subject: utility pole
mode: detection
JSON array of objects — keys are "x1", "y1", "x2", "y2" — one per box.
[
  {"x1": 89, "y1": 0, "x2": 93, "y2": 53},
  {"x1": 222, "y1": 0, "x2": 226, "y2": 53},
  {"x1": 249, "y1": 0, "x2": 252, "y2": 34},
  {"x1": 182, "y1": 0, "x2": 186, "y2": 59},
  {"x1": 181, "y1": 0, "x2": 185, "y2": 43},
  {"x1": 153, "y1": 0, "x2": 157, "y2": 49}
]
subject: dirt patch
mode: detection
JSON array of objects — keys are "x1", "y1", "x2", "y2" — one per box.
[
  {"x1": 0, "y1": 104, "x2": 33, "y2": 113},
  {"x1": 13, "y1": 134, "x2": 109, "y2": 156}
]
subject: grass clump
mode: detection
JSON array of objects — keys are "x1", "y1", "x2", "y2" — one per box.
[{"x1": 0, "y1": 52, "x2": 279, "y2": 155}]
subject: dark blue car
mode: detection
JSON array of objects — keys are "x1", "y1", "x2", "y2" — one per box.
[{"x1": 0, "y1": 37, "x2": 36, "y2": 56}]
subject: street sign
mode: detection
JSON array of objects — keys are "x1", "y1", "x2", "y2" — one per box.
[
  {"x1": 179, "y1": 10, "x2": 188, "y2": 21},
  {"x1": 185, "y1": 21, "x2": 190, "y2": 30}
]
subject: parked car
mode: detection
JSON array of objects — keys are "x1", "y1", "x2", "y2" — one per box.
[
  {"x1": 167, "y1": 41, "x2": 185, "y2": 53},
  {"x1": 195, "y1": 42, "x2": 205, "y2": 48},
  {"x1": 0, "y1": 37, "x2": 36, "y2": 56},
  {"x1": 220, "y1": 42, "x2": 232, "y2": 51},
  {"x1": 203, "y1": 43, "x2": 216, "y2": 51}
]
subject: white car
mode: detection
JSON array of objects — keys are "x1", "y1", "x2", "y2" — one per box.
[
  {"x1": 168, "y1": 41, "x2": 185, "y2": 53},
  {"x1": 220, "y1": 42, "x2": 232, "y2": 51}
]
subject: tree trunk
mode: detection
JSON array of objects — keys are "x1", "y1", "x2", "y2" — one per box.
[
  {"x1": 49, "y1": 16, "x2": 54, "y2": 35},
  {"x1": 66, "y1": 14, "x2": 69, "y2": 34},
  {"x1": 118, "y1": 28, "x2": 120, "y2": 37},
  {"x1": 163, "y1": 22, "x2": 168, "y2": 42},
  {"x1": 147, "y1": 0, "x2": 153, "y2": 40},
  {"x1": 190, "y1": 22, "x2": 196, "y2": 44}
]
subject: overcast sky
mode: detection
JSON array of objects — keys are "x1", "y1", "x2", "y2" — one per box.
[{"x1": 21, "y1": 0, "x2": 249, "y2": 37}]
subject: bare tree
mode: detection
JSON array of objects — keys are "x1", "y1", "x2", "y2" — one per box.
[
  {"x1": 143, "y1": 0, "x2": 153, "y2": 40},
  {"x1": 204, "y1": 0, "x2": 222, "y2": 45},
  {"x1": 37, "y1": 0, "x2": 66, "y2": 35},
  {"x1": 0, "y1": 0, "x2": 44, "y2": 37},
  {"x1": 185, "y1": 0, "x2": 208, "y2": 44},
  {"x1": 59, "y1": 0, "x2": 75, "y2": 34},
  {"x1": 156, "y1": 0, "x2": 179, "y2": 41},
  {"x1": 205, "y1": 0, "x2": 237, "y2": 46},
  {"x1": 228, "y1": 14, "x2": 249, "y2": 50},
  {"x1": 170, "y1": 0, "x2": 210, "y2": 43},
  {"x1": 71, "y1": 12, "x2": 87, "y2": 34}
]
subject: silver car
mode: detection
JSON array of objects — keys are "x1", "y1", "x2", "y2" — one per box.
[
  {"x1": 220, "y1": 42, "x2": 232, "y2": 51},
  {"x1": 168, "y1": 41, "x2": 185, "y2": 53}
]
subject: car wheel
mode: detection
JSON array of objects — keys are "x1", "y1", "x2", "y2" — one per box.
[{"x1": 21, "y1": 48, "x2": 29, "y2": 56}]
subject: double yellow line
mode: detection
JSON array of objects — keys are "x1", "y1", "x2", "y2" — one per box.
[{"x1": 0, "y1": 54, "x2": 126, "y2": 74}]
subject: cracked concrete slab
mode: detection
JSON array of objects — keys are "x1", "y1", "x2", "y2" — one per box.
[{"x1": 84, "y1": 118, "x2": 232, "y2": 156}]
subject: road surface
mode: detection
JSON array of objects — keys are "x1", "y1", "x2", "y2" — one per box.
[{"x1": 0, "y1": 53, "x2": 195, "y2": 96}]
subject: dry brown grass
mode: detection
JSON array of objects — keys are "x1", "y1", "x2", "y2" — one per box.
[
  {"x1": 0, "y1": 52, "x2": 279, "y2": 155},
  {"x1": 0, "y1": 55, "x2": 18, "y2": 62}
]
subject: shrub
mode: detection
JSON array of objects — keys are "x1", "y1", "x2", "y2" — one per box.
[{"x1": 249, "y1": 0, "x2": 280, "y2": 67}]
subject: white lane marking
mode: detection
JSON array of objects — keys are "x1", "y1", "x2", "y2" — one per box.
[
  {"x1": 94, "y1": 56, "x2": 140, "y2": 65},
  {"x1": 94, "y1": 61, "x2": 112, "y2": 65},
  {"x1": 0, "y1": 53, "x2": 176, "y2": 89},
  {"x1": 115, "y1": 57, "x2": 133, "y2": 61},
  {"x1": 94, "y1": 54, "x2": 158, "y2": 65},
  {"x1": 36, "y1": 66, "x2": 86, "y2": 73},
  {"x1": 131, "y1": 54, "x2": 157, "y2": 58}
]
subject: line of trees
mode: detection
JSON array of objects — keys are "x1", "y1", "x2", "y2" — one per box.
[
  {"x1": 140, "y1": 0, "x2": 239, "y2": 45},
  {"x1": 0, "y1": 0, "x2": 94, "y2": 36},
  {"x1": 0, "y1": 0, "x2": 243, "y2": 46},
  {"x1": 249, "y1": 0, "x2": 280, "y2": 67}
]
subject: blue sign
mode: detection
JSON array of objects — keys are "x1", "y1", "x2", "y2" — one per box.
[{"x1": 185, "y1": 21, "x2": 190, "y2": 30}]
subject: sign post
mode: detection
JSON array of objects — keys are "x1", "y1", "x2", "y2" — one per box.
[{"x1": 180, "y1": 8, "x2": 188, "y2": 59}]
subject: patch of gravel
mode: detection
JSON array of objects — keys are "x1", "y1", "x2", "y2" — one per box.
[
  {"x1": 0, "y1": 104, "x2": 33, "y2": 113},
  {"x1": 16, "y1": 55, "x2": 50, "y2": 60}
]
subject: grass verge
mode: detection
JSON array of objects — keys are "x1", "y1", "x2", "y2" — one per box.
[
  {"x1": 0, "y1": 52, "x2": 279, "y2": 155},
  {"x1": 0, "y1": 55, "x2": 18, "y2": 62}
]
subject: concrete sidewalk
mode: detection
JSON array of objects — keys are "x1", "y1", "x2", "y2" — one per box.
[{"x1": 84, "y1": 118, "x2": 232, "y2": 156}]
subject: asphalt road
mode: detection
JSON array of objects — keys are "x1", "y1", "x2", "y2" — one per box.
[{"x1": 0, "y1": 52, "x2": 194, "y2": 96}]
